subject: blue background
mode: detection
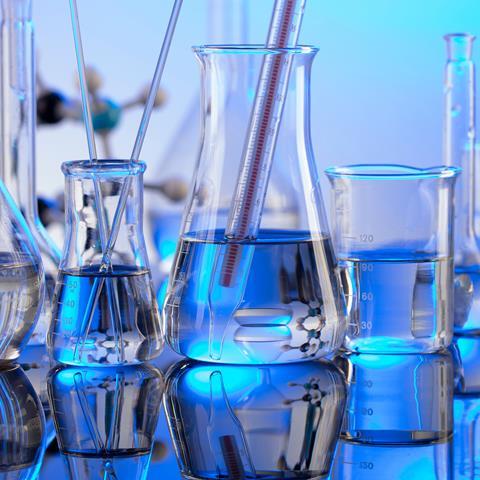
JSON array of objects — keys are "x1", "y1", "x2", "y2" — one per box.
[{"x1": 34, "y1": 0, "x2": 480, "y2": 198}]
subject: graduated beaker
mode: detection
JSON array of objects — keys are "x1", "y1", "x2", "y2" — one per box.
[
  {"x1": 47, "y1": 160, "x2": 163, "y2": 366},
  {"x1": 331, "y1": 352, "x2": 453, "y2": 479},
  {"x1": 326, "y1": 164, "x2": 459, "y2": 353},
  {"x1": 164, "y1": 45, "x2": 346, "y2": 364}
]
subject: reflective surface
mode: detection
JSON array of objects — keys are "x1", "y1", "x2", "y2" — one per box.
[{"x1": 7, "y1": 338, "x2": 480, "y2": 478}]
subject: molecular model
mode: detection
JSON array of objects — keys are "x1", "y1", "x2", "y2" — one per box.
[{"x1": 36, "y1": 65, "x2": 166, "y2": 157}]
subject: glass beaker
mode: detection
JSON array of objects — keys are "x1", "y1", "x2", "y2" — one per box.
[
  {"x1": 147, "y1": 0, "x2": 250, "y2": 304},
  {"x1": 164, "y1": 360, "x2": 346, "y2": 479},
  {"x1": 0, "y1": 364, "x2": 46, "y2": 479},
  {"x1": 0, "y1": 0, "x2": 61, "y2": 346},
  {"x1": 443, "y1": 34, "x2": 480, "y2": 336},
  {"x1": 47, "y1": 160, "x2": 163, "y2": 366},
  {"x1": 326, "y1": 164, "x2": 459, "y2": 353},
  {"x1": 47, "y1": 364, "x2": 163, "y2": 480},
  {"x1": 0, "y1": 179, "x2": 44, "y2": 361},
  {"x1": 331, "y1": 352, "x2": 453, "y2": 479},
  {"x1": 164, "y1": 45, "x2": 346, "y2": 364}
]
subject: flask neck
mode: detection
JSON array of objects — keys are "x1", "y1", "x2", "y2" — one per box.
[
  {"x1": 196, "y1": 46, "x2": 316, "y2": 162},
  {"x1": 0, "y1": 0, "x2": 38, "y2": 223},
  {"x1": 443, "y1": 34, "x2": 479, "y2": 264},
  {"x1": 61, "y1": 162, "x2": 148, "y2": 271}
]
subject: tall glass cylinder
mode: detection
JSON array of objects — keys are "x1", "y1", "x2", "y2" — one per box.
[
  {"x1": 164, "y1": 46, "x2": 346, "y2": 364},
  {"x1": 0, "y1": 0, "x2": 61, "y2": 345},
  {"x1": 443, "y1": 34, "x2": 480, "y2": 336}
]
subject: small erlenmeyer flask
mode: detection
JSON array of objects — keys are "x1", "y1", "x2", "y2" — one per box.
[
  {"x1": 47, "y1": 160, "x2": 163, "y2": 366},
  {"x1": 0, "y1": 0, "x2": 61, "y2": 346},
  {"x1": 48, "y1": 364, "x2": 163, "y2": 480},
  {"x1": 0, "y1": 180, "x2": 44, "y2": 361},
  {"x1": 164, "y1": 45, "x2": 346, "y2": 364}
]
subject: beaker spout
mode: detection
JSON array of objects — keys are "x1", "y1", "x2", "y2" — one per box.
[{"x1": 444, "y1": 33, "x2": 475, "y2": 62}]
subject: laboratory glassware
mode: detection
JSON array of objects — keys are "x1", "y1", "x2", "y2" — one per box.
[
  {"x1": 0, "y1": 0, "x2": 61, "y2": 345},
  {"x1": 326, "y1": 164, "x2": 459, "y2": 353},
  {"x1": 0, "y1": 179, "x2": 44, "y2": 361},
  {"x1": 19, "y1": 345, "x2": 56, "y2": 446},
  {"x1": 164, "y1": 45, "x2": 346, "y2": 364},
  {"x1": 48, "y1": 364, "x2": 163, "y2": 480},
  {"x1": 452, "y1": 337, "x2": 480, "y2": 478},
  {"x1": 443, "y1": 34, "x2": 480, "y2": 335},
  {"x1": 147, "y1": 0, "x2": 250, "y2": 301},
  {"x1": 47, "y1": 160, "x2": 163, "y2": 366},
  {"x1": 0, "y1": 364, "x2": 46, "y2": 479},
  {"x1": 164, "y1": 360, "x2": 346, "y2": 479},
  {"x1": 331, "y1": 352, "x2": 453, "y2": 479}
]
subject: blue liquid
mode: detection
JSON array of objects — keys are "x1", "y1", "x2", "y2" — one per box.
[
  {"x1": 339, "y1": 353, "x2": 453, "y2": 446},
  {"x1": 339, "y1": 251, "x2": 453, "y2": 353},
  {"x1": 331, "y1": 439, "x2": 452, "y2": 480},
  {"x1": 164, "y1": 230, "x2": 345, "y2": 364},
  {"x1": 63, "y1": 450, "x2": 152, "y2": 480},
  {"x1": 49, "y1": 266, "x2": 163, "y2": 366}
]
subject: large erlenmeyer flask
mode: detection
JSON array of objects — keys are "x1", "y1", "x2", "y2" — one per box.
[
  {"x1": 147, "y1": 0, "x2": 249, "y2": 301},
  {"x1": 0, "y1": 179, "x2": 44, "y2": 360},
  {"x1": 443, "y1": 34, "x2": 480, "y2": 335},
  {"x1": 163, "y1": 45, "x2": 346, "y2": 364},
  {"x1": 0, "y1": 0, "x2": 61, "y2": 345}
]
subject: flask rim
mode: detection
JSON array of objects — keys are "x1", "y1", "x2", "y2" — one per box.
[
  {"x1": 325, "y1": 164, "x2": 460, "y2": 180},
  {"x1": 193, "y1": 44, "x2": 318, "y2": 56},
  {"x1": 61, "y1": 160, "x2": 146, "y2": 177}
]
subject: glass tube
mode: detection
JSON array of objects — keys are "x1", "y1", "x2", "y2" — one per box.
[{"x1": 0, "y1": 0, "x2": 61, "y2": 345}]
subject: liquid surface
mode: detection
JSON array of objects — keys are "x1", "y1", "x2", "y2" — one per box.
[
  {"x1": 49, "y1": 266, "x2": 163, "y2": 366},
  {"x1": 340, "y1": 252, "x2": 452, "y2": 353},
  {"x1": 63, "y1": 451, "x2": 151, "y2": 480},
  {"x1": 0, "y1": 253, "x2": 43, "y2": 361},
  {"x1": 164, "y1": 229, "x2": 345, "y2": 364}
]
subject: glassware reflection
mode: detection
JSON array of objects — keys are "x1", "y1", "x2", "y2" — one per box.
[
  {"x1": 19, "y1": 345, "x2": 56, "y2": 446},
  {"x1": 0, "y1": 364, "x2": 46, "y2": 479},
  {"x1": 47, "y1": 364, "x2": 163, "y2": 480},
  {"x1": 164, "y1": 360, "x2": 346, "y2": 479},
  {"x1": 331, "y1": 353, "x2": 453, "y2": 479},
  {"x1": 453, "y1": 337, "x2": 480, "y2": 479}
]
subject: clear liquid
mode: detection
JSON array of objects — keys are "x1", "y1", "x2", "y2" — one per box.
[
  {"x1": 330, "y1": 439, "x2": 452, "y2": 480},
  {"x1": 62, "y1": 450, "x2": 151, "y2": 480},
  {"x1": 164, "y1": 229, "x2": 345, "y2": 364},
  {"x1": 49, "y1": 266, "x2": 163, "y2": 366},
  {"x1": 29, "y1": 272, "x2": 56, "y2": 345},
  {"x1": 0, "y1": 254, "x2": 43, "y2": 361},
  {"x1": 340, "y1": 252, "x2": 453, "y2": 353}
]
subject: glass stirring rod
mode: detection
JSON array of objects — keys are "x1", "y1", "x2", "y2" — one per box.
[
  {"x1": 76, "y1": 0, "x2": 183, "y2": 350},
  {"x1": 208, "y1": 0, "x2": 307, "y2": 360},
  {"x1": 67, "y1": 0, "x2": 123, "y2": 363}
]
